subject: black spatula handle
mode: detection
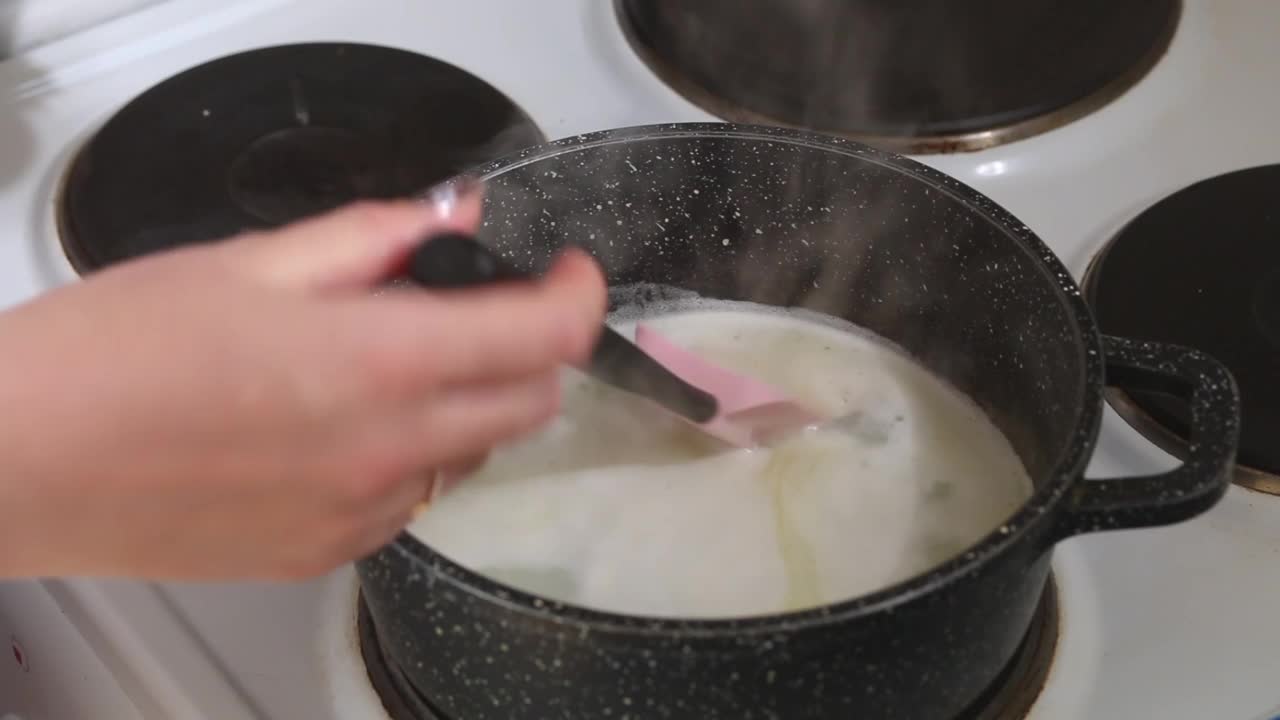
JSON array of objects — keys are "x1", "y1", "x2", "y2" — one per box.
[
  {"x1": 407, "y1": 232, "x2": 530, "y2": 287},
  {"x1": 407, "y1": 233, "x2": 718, "y2": 424}
]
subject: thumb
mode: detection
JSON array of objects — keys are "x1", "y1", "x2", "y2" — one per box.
[{"x1": 230, "y1": 183, "x2": 485, "y2": 292}]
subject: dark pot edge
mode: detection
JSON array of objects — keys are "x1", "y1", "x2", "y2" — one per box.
[{"x1": 373, "y1": 121, "x2": 1108, "y2": 637}]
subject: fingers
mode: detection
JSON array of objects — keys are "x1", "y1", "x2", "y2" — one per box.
[
  {"x1": 345, "y1": 452, "x2": 487, "y2": 561},
  {"x1": 348, "y1": 504, "x2": 420, "y2": 564},
  {"x1": 315, "y1": 371, "x2": 560, "y2": 569},
  {"x1": 421, "y1": 247, "x2": 608, "y2": 378},
  {"x1": 425, "y1": 452, "x2": 488, "y2": 506},
  {"x1": 231, "y1": 189, "x2": 484, "y2": 292},
  {"x1": 438, "y1": 452, "x2": 488, "y2": 483},
  {"x1": 357, "y1": 247, "x2": 608, "y2": 388},
  {"x1": 417, "y1": 370, "x2": 561, "y2": 464}
]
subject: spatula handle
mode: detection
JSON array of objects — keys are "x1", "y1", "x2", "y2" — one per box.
[{"x1": 407, "y1": 233, "x2": 530, "y2": 286}]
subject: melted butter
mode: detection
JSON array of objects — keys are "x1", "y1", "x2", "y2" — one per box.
[{"x1": 762, "y1": 437, "x2": 823, "y2": 610}]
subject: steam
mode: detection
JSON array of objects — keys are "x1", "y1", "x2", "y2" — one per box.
[
  {"x1": 474, "y1": 128, "x2": 1081, "y2": 479},
  {"x1": 628, "y1": 1, "x2": 987, "y2": 143}
]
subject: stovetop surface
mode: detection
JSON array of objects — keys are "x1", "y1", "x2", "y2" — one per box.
[{"x1": 0, "y1": 1, "x2": 1277, "y2": 718}]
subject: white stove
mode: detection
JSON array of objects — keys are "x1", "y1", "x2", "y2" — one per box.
[{"x1": 0, "y1": 1, "x2": 1278, "y2": 718}]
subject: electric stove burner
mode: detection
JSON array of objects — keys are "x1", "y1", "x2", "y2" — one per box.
[
  {"x1": 357, "y1": 578, "x2": 1059, "y2": 720},
  {"x1": 615, "y1": 0, "x2": 1180, "y2": 153},
  {"x1": 56, "y1": 42, "x2": 544, "y2": 273},
  {"x1": 1083, "y1": 164, "x2": 1280, "y2": 495}
]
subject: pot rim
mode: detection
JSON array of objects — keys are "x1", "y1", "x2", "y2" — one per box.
[{"x1": 384, "y1": 122, "x2": 1105, "y2": 637}]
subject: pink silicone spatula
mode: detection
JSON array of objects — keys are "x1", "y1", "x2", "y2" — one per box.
[{"x1": 632, "y1": 323, "x2": 827, "y2": 448}]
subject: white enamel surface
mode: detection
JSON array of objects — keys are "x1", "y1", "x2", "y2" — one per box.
[{"x1": 0, "y1": 0, "x2": 1276, "y2": 718}]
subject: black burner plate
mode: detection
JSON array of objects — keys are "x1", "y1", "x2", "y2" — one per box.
[
  {"x1": 1083, "y1": 164, "x2": 1280, "y2": 477},
  {"x1": 57, "y1": 42, "x2": 544, "y2": 273},
  {"x1": 616, "y1": 0, "x2": 1180, "y2": 149}
]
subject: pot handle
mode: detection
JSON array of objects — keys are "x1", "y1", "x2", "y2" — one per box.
[{"x1": 1050, "y1": 335, "x2": 1240, "y2": 541}]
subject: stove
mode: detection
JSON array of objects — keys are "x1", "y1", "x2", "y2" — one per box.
[{"x1": 0, "y1": 1, "x2": 1278, "y2": 718}]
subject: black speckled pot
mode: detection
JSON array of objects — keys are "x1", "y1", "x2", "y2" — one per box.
[{"x1": 356, "y1": 124, "x2": 1240, "y2": 720}]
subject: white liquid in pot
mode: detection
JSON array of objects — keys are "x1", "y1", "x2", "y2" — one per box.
[{"x1": 407, "y1": 299, "x2": 1032, "y2": 619}]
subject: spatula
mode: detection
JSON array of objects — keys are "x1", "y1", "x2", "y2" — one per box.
[
  {"x1": 407, "y1": 233, "x2": 827, "y2": 449},
  {"x1": 631, "y1": 324, "x2": 827, "y2": 447},
  {"x1": 406, "y1": 233, "x2": 719, "y2": 425}
]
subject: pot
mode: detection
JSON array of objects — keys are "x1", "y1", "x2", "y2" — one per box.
[{"x1": 356, "y1": 123, "x2": 1239, "y2": 719}]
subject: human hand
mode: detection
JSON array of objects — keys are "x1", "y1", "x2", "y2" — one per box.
[{"x1": 0, "y1": 186, "x2": 606, "y2": 580}]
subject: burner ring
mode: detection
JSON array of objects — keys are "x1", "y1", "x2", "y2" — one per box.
[
  {"x1": 1082, "y1": 244, "x2": 1280, "y2": 497},
  {"x1": 1081, "y1": 164, "x2": 1280, "y2": 496},
  {"x1": 615, "y1": 1, "x2": 1181, "y2": 154},
  {"x1": 1092, "y1": 389, "x2": 1280, "y2": 496}
]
